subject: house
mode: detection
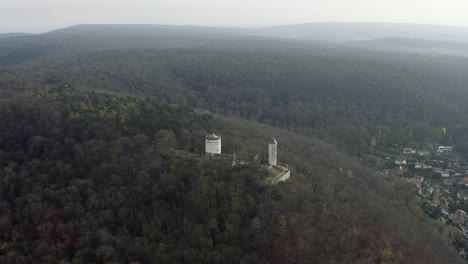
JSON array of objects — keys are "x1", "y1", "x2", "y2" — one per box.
[
  {"x1": 441, "y1": 208, "x2": 450, "y2": 218},
  {"x1": 434, "y1": 167, "x2": 450, "y2": 177},
  {"x1": 418, "y1": 150, "x2": 431, "y2": 156},
  {"x1": 460, "y1": 177, "x2": 468, "y2": 186},
  {"x1": 390, "y1": 167, "x2": 406, "y2": 176},
  {"x1": 456, "y1": 209, "x2": 467, "y2": 215},
  {"x1": 448, "y1": 159, "x2": 460, "y2": 167},
  {"x1": 400, "y1": 178, "x2": 410, "y2": 183},
  {"x1": 437, "y1": 146, "x2": 453, "y2": 153},
  {"x1": 423, "y1": 164, "x2": 432, "y2": 169},
  {"x1": 211, "y1": 153, "x2": 236, "y2": 167},
  {"x1": 453, "y1": 209, "x2": 468, "y2": 225},
  {"x1": 403, "y1": 147, "x2": 416, "y2": 154},
  {"x1": 395, "y1": 156, "x2": 407, "y2": 165},
  {"x1": 414, "y1": 175, "x2": 424, "y2": 183},
  {"x1": 415, "y1": 162, "x2": 425, "y2": 169},
  {"x1": 431, "y1": 189, "x2": 440, "y2": 206},
  {"x1": 398, "y1": 166, "x2": 408, "y2": 175},
  {"x1": 384, "y1": 169, "x2": 408, "y2": 176},
  {"x1": 401, "y1": 177, "x2": 416, "y2": 184},
  {"x1": 401, "y1": 177, "x2": 423, "y2": 187},
  {"x1": 458, "y1": 190, "x2": 468, "y2": 201}
]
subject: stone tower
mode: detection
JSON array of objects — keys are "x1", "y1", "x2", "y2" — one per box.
[
  {"x1": 205, "y1": 134, "x2": 221, "y2": 155},
  {"x1": 268, "y1": 137, "x2": 277, "y2": 166}
]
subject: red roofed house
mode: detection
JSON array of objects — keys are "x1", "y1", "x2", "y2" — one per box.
[
  {"x1": 460, "y1": 177, "x2": 468, "y2": 186},
  {"x1": 403, "y1": 147, "x2": 416, "y2": 154},
  {"x1": 414, "y1": 175, "x2": 424, "y2": 183}
]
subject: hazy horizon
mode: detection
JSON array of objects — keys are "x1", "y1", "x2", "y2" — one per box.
[{"x1": 2, "y1": 0, "x2": 468, "y2": 33}]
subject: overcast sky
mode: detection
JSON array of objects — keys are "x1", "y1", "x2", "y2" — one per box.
[{"x1": 2, "y1": 0, "x2": 468, "y2": 33}]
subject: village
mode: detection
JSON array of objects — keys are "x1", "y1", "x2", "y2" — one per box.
[{"x1": 375, "y1": 144, "x2": 468, "y2": 242}]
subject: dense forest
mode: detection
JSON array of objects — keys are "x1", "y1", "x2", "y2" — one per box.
[
  {"x1": 1, "y1": 26, "x2": 468, "y2": 263},
  {"x1": 3, "y1": 45, "x2": 468, "y2": 156},
  {"x1": 0, "y1": 87, "x2": 463, "y2": 263}
]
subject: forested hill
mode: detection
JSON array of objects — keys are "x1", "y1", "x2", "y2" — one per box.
[
  {"x1": 0, "y1": 88, "x2": 463, "y2": 263},
  {"x1": 2, "y1": 24, "x2": 468, "y2": 262},
  {"x1": 0, "y1": 25, "x2": 265, "y2": 65},
  {"x1": 3, "y1": 45, "x2": 468, "y2": 156}
]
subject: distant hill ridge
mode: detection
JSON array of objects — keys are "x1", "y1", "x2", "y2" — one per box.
[
  {"x1": 2, "y1": 22, "x2": 468, "y2": 66},
  {"x1": 3, "y1": 22, "x2": 468, "y2": 45},
  {"x1": 0, "y1": 32, "x2": 30, "y2": 38},
  {"x1": 350, "y1": 37, "x2": 468, "y2": 54},
  {"x1": 46, "y1": 24, "x2": 252, "y2": 37},
  {"x1": 258, "y1": 22, "x2": 468, "y2": 43}
]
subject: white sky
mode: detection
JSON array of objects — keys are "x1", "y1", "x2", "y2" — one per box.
[{"x1": 1, "y1": 0, "x2": 468, "y2": 33}]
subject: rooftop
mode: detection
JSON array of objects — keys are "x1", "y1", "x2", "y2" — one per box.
[
  {"x1": 174, "y1": 149, "x2": 200, "y2": 158},
  {"x1": 211, "y1": 153, "x2": 235, "y2": 163},
  {"x1": 206, "y1": 133, "x2": 220, "y2": 140}
]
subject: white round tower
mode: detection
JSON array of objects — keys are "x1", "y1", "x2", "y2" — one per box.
[
  {"x1": 206, "y1": 134, "x2": 221, "y2": 155},
  {"x1": 268, "y1": 137, "x2": 277, "y2": 166}
]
